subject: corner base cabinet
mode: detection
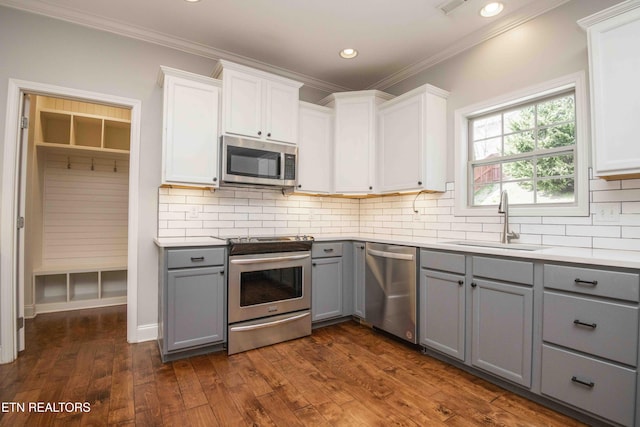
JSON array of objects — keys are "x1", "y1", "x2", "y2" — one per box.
[{"x1": 158, "y1": 247, "x2": 226, "y2": 361}]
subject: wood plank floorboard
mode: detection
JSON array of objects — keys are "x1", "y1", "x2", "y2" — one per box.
[{"x1": 0, "y1": 305, "x2": 588, "y2": 426}]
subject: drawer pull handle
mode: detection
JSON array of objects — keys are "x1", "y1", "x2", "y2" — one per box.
[
  {"x1": 573, "y1": 319, "x2": 597, "y2": 329},
  {"x1": 574, "y1": 278, "x2": 598, "y2": 286},
  {"x1": 571, "y1": 376, "x2": 595, "y2": 388},
  {"x1": 458, "y1": 280, "x2": 464, "y2": 286},
  {"x1": 190, "y1": 257, "x2": 205, "y2": 262},
  {"x1": 323, "y1": 248, "x2": 334, "y2": 253}
]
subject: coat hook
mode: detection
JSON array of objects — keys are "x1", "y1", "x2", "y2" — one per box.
[
  {"x1": 67, "y1": 157, "x2": 71, "y2": 169},
  {"x1": 91, "y1": 158, "x2": 95, "y2": 171},
  {"x1": 113, "y1": 160, "x2": 117, "y2": 173}
]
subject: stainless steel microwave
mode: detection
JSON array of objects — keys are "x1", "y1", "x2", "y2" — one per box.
[{"x1": 220, "y1": 135, "x2": 297, "y2": 187}]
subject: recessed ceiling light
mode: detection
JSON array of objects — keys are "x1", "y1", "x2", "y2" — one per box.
[
  {"x1": 339, "y1": 48, "x2": 358, "y2": 59},
  {"x1": 184, "y1": 0, "x2": 201, "y2": 3},
  {"x1": 480, "y1": 2, "x2": 504, "y2": 17}
]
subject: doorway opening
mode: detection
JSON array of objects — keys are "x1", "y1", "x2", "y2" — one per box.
[
  {"x1": 1, "y1": 80, "x2": 141, "y2": 363},
  {"x1": 24, "y1": 94, "x2": 131, "y2": 326}
]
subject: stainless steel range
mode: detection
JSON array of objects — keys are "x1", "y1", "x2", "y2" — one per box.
[{"x1": 227, "y1": 235, "x2": 313, "y2": 355}]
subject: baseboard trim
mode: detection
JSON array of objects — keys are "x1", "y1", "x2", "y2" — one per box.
[{"x1": 134, "y1": 323, "x2": 158, "y2": 343}]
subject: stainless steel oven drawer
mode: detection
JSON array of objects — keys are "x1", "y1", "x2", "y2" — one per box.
[
  {"x1": 167, "y1": 248, "x2": 225, "y2": 269},
  {"x1": 227, "y1": 310, "x2": 311, "y2": 355}
]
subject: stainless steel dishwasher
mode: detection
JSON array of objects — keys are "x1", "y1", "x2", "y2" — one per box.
[{"x1": 365, "y1": 242, "x2": 417, "y2": 343}]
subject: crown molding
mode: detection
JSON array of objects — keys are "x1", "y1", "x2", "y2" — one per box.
[
  {"x1": 367, "y1": 0, "x2": 571, "y2": 91},
  {"x1": 577, "y1": 0, "x2": 640, "y2": 29},
  {"x1": 0, "y1": 0, "x2": 351, "y2": 93}
]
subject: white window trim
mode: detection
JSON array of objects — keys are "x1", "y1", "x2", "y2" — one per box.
[{"x1": 454, "y1": 71, "x2": 589, "y2": 217}]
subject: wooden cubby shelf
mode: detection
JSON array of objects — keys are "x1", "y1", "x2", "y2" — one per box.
[
  {"x1": 33, "y1": 265, "x2": 127, "y2": 314},
  {"x1": 37, "y1": 108, "x2": 131, "y2": 154}
]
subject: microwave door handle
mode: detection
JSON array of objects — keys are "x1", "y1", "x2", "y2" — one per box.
[{"x1": 280, "y1": 152, "x2": 285, "y2": 180}]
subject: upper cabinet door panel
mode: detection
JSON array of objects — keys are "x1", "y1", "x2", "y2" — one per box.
[
  {"x1": 378, "y1": 93, "x2": 424, "y2": 192},
  {"x1": 297, "y1": 103, "x2": 333, "y2": 193},
  {"x1": 265, "y1": 82, "x2": 299, "y2": 144},
  {"x1": 581, "y1": 4, "x2": 640, "y2": 178},
  {"x1": 161, "y1": 68, "x2": 221, "y2": 187},
  {"x1": 222, "y1": 69, "x2": 262, "y2": 139},
  {"x1": 377, "y1": 85, "x2": 448, "y2": 194},
  {"x1": 334, "y1": 98, "x2": 374, "y2": 193}
]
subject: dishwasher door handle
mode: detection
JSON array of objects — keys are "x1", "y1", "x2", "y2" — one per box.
[{"x1": 367, "y1": 248, "x2": 414, "y2": 261}]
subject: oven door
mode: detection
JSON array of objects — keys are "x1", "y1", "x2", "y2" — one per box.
[{"x1": 228, "y1": 251, "x2": 311, "y2": 324}]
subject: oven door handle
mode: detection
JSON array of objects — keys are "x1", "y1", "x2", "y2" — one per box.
[
  {"x1": 229, "y1": 312, "x2": 310, "y2": 332},
  {"x1": 230, "y1": 254, "x2": 310, "y2": 265}
]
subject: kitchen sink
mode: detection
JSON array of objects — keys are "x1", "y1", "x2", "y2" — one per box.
[{"x1": 446, "y1": 240, "x2": 547, "y2": 251}]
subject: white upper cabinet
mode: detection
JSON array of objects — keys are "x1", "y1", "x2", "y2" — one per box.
[
  {"x1": 216, "y1": 60, "x2": 303, "y2": 144},
  {"x1": 159, "y1": 66, "x2": 221, "y2": 187},
  {"x1": 323, "y1": 91, "x2": 394, "y2": 194},
  {"x1": 297, "y1": 102, "x2": 333, "y2": 194},
  {"x1": 579, "y1": 3, "x2": 640, "y2": 179},
  {"x1": 377, "y1": 84, "x2": 448, "y2": 193}
]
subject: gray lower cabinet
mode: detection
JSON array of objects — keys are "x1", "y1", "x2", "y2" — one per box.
[
  {"x1": 159, "y1": 247, "x2": 226, "y2": 361},
  {"x1": 312, "y1": 242, "x2": 344, "y2": 322},
  {"x1": 541, "y1": 263, "x2": 639, "y2": 426},
  {"x1": 419, "y1": 250, "x2": 466, "y2": 361},
  {"x1": 470, "y1": 256, "x2": 533, "y2": 388},
  {"x1": 353, "y1": 242, "x2": 366, "y2": 319}
]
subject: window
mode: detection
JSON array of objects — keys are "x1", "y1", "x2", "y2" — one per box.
[{"x1": 454, "y1": 73, "x2": 588, "y2": 217}]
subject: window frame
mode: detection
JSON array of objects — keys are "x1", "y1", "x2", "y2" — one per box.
[{"x1": 454, "y1": 72, "x2": 589, "y2": 217}]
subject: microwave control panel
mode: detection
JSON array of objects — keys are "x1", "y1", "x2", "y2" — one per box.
[{"x1": 284, "y1": 154, "x2": 296, "y2": 180}]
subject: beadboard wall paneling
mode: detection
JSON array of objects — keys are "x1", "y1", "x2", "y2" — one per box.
[
  {"x1": 42, "y1": 153, "x2": 129, "y2": 267},
  {"x1": 160, "y1": 178, "x2": 640, "y2": 251}
]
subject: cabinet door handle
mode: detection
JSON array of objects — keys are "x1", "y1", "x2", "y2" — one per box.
[
  {"x1": 470, "y1": 282, "x2": 477, "y2": 288},
  {"x1": 297, "y1": 184, "x2": 302, "y2": 188},
  {"x1": 418, "y1": 181, "x2": 422, "y2": 185},
  {"x1": 458, "y1": 280, "x2": 464, "y2": 286},
  {"x1": 360, "y1": 245, "x2": 365, "y2": 250},
  {"x1": 257, "y1": 130, "x2": 262, "y2": 136},
  {"x1": 573, "y1": 319, "x2": 597, "y2": 329},
  {"x1": 219, "y1": 270, "x2": 225, "y2": 275},
  {"x1": 574, "y1": 278, "x2": 598, "y2": 286},
  {"x1": 369, "y1": 186, "x2": 373, "y2": 190},
  {"x1": 312, "y1": 262, "x2": 317, "y2": 267},
  {"x1": 190, "y1": 256, "x2": 205, "y2": 262},
  {"x1": 267, "y1": 132, "x2": 271, "y2": 137},
  {"x1": 571, "y1": 376, "x2": 595, "y2": 388},
  {"x1": 323, "y1": 248, "x2": 334, "y2": 253}
]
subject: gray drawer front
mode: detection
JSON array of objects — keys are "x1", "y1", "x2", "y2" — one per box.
[
  {"x1": 543, "y1": 292, "x2": 638, "y2": 366},
  {"x1": 541, "y1": 344, "x2": 636, "y2": 426},
  {"x1": 167, "y1": 248, "x2": 225, "y2": 269},
  {"x1": 312, "y1": 242, "x2": 343, "y2": 258},
  {"x1": 544, "y1": 264, "x2": 639, "y2": 302},
  {"x1": 420, "y1": 250, "x2": 465, "y2": 274},
  {"x1": 472, "y1": 256, "x2": 533, "y2": 285}
]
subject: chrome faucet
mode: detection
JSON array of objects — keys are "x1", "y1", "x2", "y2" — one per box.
[{"x1": 498, "y1": 190, "x2": 519, "y2": 244}]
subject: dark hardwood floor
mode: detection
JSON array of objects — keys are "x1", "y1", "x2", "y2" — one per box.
[{"x1": 0, "y1": 305, "x2": 586, "y2": 426}]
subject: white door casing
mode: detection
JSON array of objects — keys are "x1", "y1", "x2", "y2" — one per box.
[{"x1": 1, "y1": 79, "x2": 141, "y2": 364}]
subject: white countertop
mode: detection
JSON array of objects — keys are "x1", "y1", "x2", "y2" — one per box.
[{"x1": 155, "y1": 234, "x2": 640, "y2": 270}]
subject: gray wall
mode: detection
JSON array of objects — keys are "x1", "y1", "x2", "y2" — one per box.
[
  {"x1": 384, "y1": 0, "x2": 621, "y2": 181},
  {"x1": 0, "y1": 6, "x2": 212, "y2": 330}
]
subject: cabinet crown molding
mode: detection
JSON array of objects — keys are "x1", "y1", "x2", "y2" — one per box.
[
  {"x1": 158, "y1": 65, "x2": 221, "y2": 88},
  {"x1": 577, "y1": 0, "x2": 640, "y2": 29},
  {"x1": 213, "y1": 59, "x2": 303, "y2": 88},
  {"x1": 318, "y1": 90, "x2": 395, "y2": 107}
]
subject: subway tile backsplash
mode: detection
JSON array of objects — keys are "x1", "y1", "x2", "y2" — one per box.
[{"x1": 159, "y1": 177, "x2": 640, "y2": 251}]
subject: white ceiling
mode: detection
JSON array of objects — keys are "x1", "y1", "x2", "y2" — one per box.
[{"x1": 1, "y1": 0, "x2": 573, "y2": 92}]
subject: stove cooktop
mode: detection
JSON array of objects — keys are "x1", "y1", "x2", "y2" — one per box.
[{"x1": 227, "y1": 235, "x2": 314, "y2": 255}]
